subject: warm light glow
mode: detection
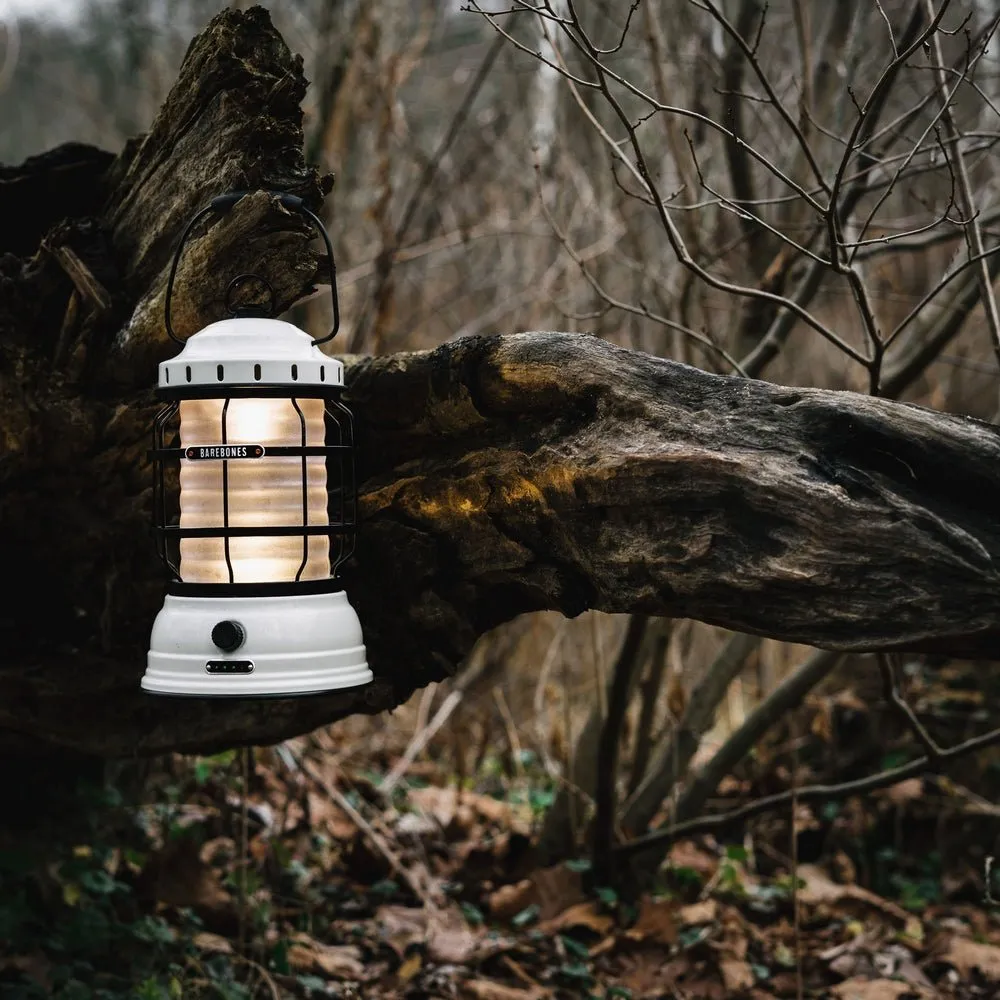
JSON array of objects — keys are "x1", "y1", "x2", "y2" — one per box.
[{"x1": 179, "y1": 398, "x2": 330, "y2": 583}]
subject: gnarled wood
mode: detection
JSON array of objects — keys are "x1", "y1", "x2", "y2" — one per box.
[{"x1": 2, "y1": 8, "x2": 1000, "y2": 759}]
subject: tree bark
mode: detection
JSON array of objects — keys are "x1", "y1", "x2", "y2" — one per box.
[{"x1": 3, "y1": 8, "x2": 1000, "y2": 760}]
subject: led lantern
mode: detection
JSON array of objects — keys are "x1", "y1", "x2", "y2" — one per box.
[{"x1": 142, "y1": 191, "x2": 372, "y2": 697}]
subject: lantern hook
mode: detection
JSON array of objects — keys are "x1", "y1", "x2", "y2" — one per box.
[
  {"x1": 164, "y1": 190, "x2": 341, "y2": 348},
  {"x1": 224, "y1": 273, "x2": 277, "y2": 318}
]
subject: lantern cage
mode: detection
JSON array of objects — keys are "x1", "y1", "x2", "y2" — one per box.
[{"x1": 141, "y1": 191, "x2": 371, "y2": 697}]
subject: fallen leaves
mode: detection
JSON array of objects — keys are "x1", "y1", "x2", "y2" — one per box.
[
  {"x1": 719, "y1": 956, "x2": 754, "y2": 993},
  {"x1": 409, "y1": 785, "x2": 521, "y2": 832},
  {"x1": 462, "y1": 981, "x2": 549, "y2": 1000},
  {"x1": 537, "y1": 901, "x2": 614, "y2": 937},
  {"x1": 940, "y1": 936, "x2": 1000, "y2": 980},
  {"x1": 488, "y1": 864, "x2": 586, "y2": 923},
  {"x1": 678, "y1": 898, "x2": 718, "y2": 925},
  {"x1": 797, "y1": 864, "x2": 911, "y2": 924},
  {"x1": 191, "y1": 931, "x2": 233, "y2": 954},
  {"x1": 135, "y1": 836, "x2": 232, "y2": 915},
  {"x1": 377, "y1": 903, "x2": 484, "y2": 964},
  {"x1": 829, "y1": 977, "x2": 936, "y2": 1000},
  {"x1": 38, "y1": 733, "x2": 999, "y2": 1000},
  {"x1": 623, "y1": 897, "x2": 678, "y2": 947},
  {"x1": 286, "y1": 935, "x2": 365, "y2": 979}
]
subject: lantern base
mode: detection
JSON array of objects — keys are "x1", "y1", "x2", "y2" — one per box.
[{"x1": 142, "y1": 589, "x2": 371, "y2": 697}]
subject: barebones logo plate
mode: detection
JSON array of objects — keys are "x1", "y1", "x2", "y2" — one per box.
[{"x1": 184, "y1": 445, "x2": 265, "y2": 460}]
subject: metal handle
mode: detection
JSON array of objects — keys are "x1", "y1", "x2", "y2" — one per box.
[{"x1": 163, "y1": 189, "x2": 341, "y2": 347}]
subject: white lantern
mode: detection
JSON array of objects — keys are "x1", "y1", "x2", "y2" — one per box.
[{"x1": 142, "y1": 192, "x2": 371, "y2": 697}]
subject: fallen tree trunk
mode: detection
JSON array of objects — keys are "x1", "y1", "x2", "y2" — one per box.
[{"x1": 2, "y1": 8, "x2": 1000, "y2": 759}]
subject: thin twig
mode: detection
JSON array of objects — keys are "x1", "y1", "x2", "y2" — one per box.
[
  {"x1": 621, "y1": 631, "x2": 761, "y2": 834},
  {"x1": 296, "y1": 752, "x2": 440, "y2": 909},
  {"x1": 923, "y1": 0, "x2": 1000, "y2": 369},
  {"x1": 877, "y1": 653, "x2": 943, "y2": 759},
  {"x1": 615, "y1": 717, "x2": 1000, "y2": 858},
  {"x1": 697, "y1": 0, "x2": 829, "y2": 193},
  {"x1": 545, "y1": 38, "x2": 864, "y2": 365},
  {"x1": 674, "y1": 649, "x2": 843, "y2": 824}
]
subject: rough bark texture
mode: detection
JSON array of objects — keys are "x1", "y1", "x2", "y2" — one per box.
[{"x1": 3, "y1": 8, "x2": 1000, "y2": 759}]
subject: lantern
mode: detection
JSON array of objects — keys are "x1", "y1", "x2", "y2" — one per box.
[{"x1": 142, "y1": 191, "x2": 372, "y2": 696}]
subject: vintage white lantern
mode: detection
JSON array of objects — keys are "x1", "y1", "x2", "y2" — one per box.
[{"x1": 142, "y1": 191, "x2": 371, "y2": 697}]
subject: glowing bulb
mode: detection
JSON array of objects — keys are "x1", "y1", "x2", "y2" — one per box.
[{"x1": 179, "y1": 397, "x2": 330, "y2": 583}]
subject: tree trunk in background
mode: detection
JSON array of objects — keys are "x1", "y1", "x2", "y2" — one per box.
[{"x1": 4, "y1": 8, "x2": 1000, "y2": 761}]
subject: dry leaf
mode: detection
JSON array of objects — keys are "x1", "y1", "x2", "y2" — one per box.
[
  {"x1": 377, "y1": 903, "x2": 482, "y2": 964},
  {"x1": 830, "y1": 977, "x2": 935, "y2": 1000},
  {"x1": 286, "y1": 945, "x2": 317, "y2": 973},
  {"x1": 398, "y1": 953, "x2": 422, "y2": 982},
  {"x1": 719, "y1": 957, "x2": 754, "y2": 992},
  {"x1": 668, "y1": 840, "x2": 718, "y2": 876},
  {"x1": 409, "y1": 786, "x2": 515, "y2": 830},
  {"x1": 538, "y1": 901, "x2": 614, "y2": 936},
  {"x1": 942, "y1": 936, "x2": 1000, "y2": 980},
  {"x1": 619, "y1": 952, "x2": 689, "y2": 996},
  {"x1": 307, "y1": 791, "x2": 357, "y2": 840},
  {"x1": 377, "y1": 904, "x2": 429, "y2": 955},
  {"x1": 462, "y1": 981, "x2": 548, "y2": 1000},
  {"x1": 797, "y1": 864, "x2": 910, "y2": 923},
  {"x1": 198, "y1": 837, "x2": 236, "y2": 865},
  {"x1": 679, "y1": 899, "x2": 718, "y2": 925},
  {"x1": 624, "y1": 897, "x2": 678, "y2": 947},
  {"x1": 428, "y1": 912, "x2": 481, "y2": 964},
  {"x1": 138, "y1": 838, "x2": 231, "y2": 913},
  {"x1": 679, "y1": 976, "x2": 726, "y2": 999},
  {"x1": 884, "y1": 778, "x2": 923, "y2": 805},
  {"x1": 489, "y1": 880, "x2": 534, "y2": 922},
  {"x1": 192, "y1": 932, "x2": 232, "y2": 954},
  {"x1": 489, "y1": 865, "x2": 585, "y2": 923},
  {"x1": 395, "y1": 812, "x2": 439, "y2": 838},
  {"x1": 409, "y1": 786, "x2": 460, "y2": 828},
  {"x1": 832, "y1": 850, "x2": 858, "y2": 885},
  {"x1": 288, "y1": 934, "x2": 364, "y2": 979}
]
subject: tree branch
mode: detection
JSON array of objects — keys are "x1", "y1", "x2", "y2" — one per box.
[
  {"x1": 6, "y1": 8, "x2": 1000, "y2": 760},
  {"x1": 615, "y1": 711, "x2": 1000, "y2": 860}
]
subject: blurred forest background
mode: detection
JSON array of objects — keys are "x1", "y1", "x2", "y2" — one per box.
[{"x1": 3, "y1": 0, "x2": 1000, "y2": 997}]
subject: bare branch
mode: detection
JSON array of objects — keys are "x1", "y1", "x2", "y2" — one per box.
[
  {"x1": 877, "y1": 653, "x2": 943, "y2": 760},
  {"x1": 621, "y1": 631, "x2": 761, "y2": 835},
  {"x1": 548, "y1": 22, "x2": 868, "y2": 365},
  {"x1": 695, "y1": 0, "x2": 830, "y2": 194},
  {"x1": 616, "y1": 714, "x2": 1000, "y2": 860},
  {"x1": 923, "y1": 0, "x2": 1000, "y2": 368}
]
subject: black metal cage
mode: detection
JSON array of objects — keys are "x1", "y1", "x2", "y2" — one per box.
[{"x1": 150, "y1": 384, "x2": 357, "y2": 596}]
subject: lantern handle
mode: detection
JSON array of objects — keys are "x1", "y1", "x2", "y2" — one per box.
[{"x1": 163, "y1": 190, "x2": 341, "y2": 348}]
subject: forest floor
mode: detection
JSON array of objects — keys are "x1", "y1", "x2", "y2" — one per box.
[{"x1": 2, "y1": 713, "x2": 1000, "y2": 1000}]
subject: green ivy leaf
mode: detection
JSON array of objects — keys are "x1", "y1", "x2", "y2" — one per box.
[
  {"x1": 297, "y1": 974, "x2": 328, "y2": 994},
  {"x1": 528, "y1": 787, "x2": 556, "y2": 813},
  {"x1": 559, "y1": 934, "x2": 591, "y2": 959},
  {"x1": 558, "y1": 961, "x2": 594, "y2": 984},
  {"x1": 512, "y1": 903, "x2": 540, "y2": 928},
  {"x1": 130, "y1": 915, "x2": 176, "y2": 945},
  {"x1": 78, "y1": 870, "x2": 117, "y2": 896},
  {"x1": 595, "y1": 886, "x2": 618, "y2": 908}
]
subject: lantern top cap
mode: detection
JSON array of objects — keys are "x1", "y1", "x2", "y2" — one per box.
[{"x1": 159, "y1": 318, "x2": 344, "y2": 390}]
